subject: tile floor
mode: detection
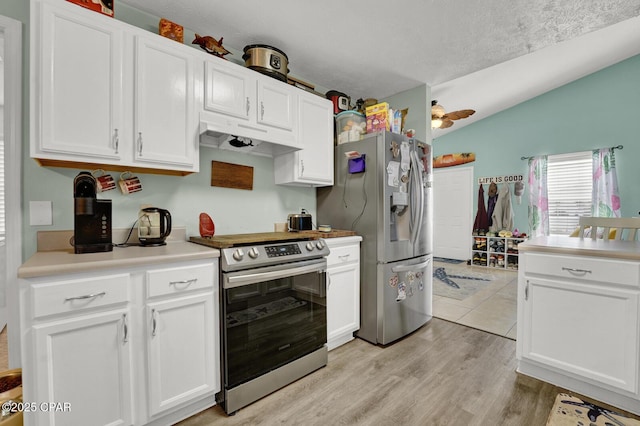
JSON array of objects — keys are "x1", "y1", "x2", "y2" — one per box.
[{"x1": 432, "y1": 261, "x2": 518, "y2": 340}]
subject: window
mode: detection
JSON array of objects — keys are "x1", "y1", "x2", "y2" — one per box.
[{"x1": 547, "y1": 151, "x2": 592, "y2": 235}]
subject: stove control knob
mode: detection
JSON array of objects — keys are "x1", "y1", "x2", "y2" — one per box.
[
  {"x1": 232, "y1": 248, "x2": 245, "y2": 261},
  {"x1": 248, "y1": 247, "x2": 259, "y2": 259},
  {"x1": 315, "y1": 240, "x2": 325, "y2": 250},
  {"x1": 305, "y1": 242, "x2": 315, "y2": 251}
]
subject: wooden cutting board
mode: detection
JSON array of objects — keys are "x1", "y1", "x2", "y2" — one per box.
[
  {"x1": 211, "y1": 161, "x2": 253, "y2": 190},
  {"x1": 189, "y1": 230, "x2": 357, "y2": 248}
]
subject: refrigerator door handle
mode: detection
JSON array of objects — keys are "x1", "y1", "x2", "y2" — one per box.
[
  {"x1": 392, "y1": 258, "x2": 432, "y2": 273},
  {"x1": 409, "y1": 151, "x2": 424, "y2": 244}
]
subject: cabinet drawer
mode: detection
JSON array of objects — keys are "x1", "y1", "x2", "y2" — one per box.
[
  {"x1": 146, "y1": 263, "x2": 214, "y2": 298},
  {"x1": 327, "y1": 244, "x2": 360, "y2": 267},
  {"x1": 31, "y1": 273, "x2": 130, "y2": 319},
  {"x1": 524, "y1": 253, "x2": 640, "y2": 288}
]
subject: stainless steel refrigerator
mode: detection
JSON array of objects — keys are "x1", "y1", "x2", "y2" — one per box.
[{"x1": 317, "y1": 131, "x2": 433, "y2": 345}]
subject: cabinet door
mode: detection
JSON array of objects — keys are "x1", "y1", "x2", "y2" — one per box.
[
  {"x1": 256, "y1": 78, "x2": 295, "y2": 131},
  {"x1": 204, "y1": 58, "x2": 253, "y2": 120},
  {"x1": 34, "y1": 1, "x2": 123, "y2": 160},
  {"x1": 327, "y1": 263, "x2": 360, "y2": 349},
  {"x1": 146, "y1": 292, "x2": 218, "y2": 417},
  {"x1": 521, "y1": 276, "x2": 640, "y2": 393},
  {"x1": 32, "y1": 309, "x2": 133, "y2": 426},
  {"x1": 134, "y1": 35, "x2": 197, "y2": 169},
  {"x1": 296, "y1": 93, "x2": 333, "y2": 184},
  {"x1": 273, "y1": 93, "x2": 333, "y2": 186}
]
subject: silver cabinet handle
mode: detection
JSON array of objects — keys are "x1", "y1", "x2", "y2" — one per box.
[
  {"x1": 113, "y1": 129, "x2": 119, "y2": 154},
  {"x1": 260, "y1": 101, "x2": 265, "y2": 120},
  {"x1": 169, "y1": 278, "x2": 197, "y2": 287},
  {"x1": 301, "y1": 160, "x2": 305, "y2": 175},
  {"x1": 64, "y1": 291, "x2": 106, "y2": 302},
  {"x1": 122, "y1": 313, "x2": 128, "y2": 343},
  {"x1": 338, "y1": 254, "x2": 351, "y2": 261},
  {"x1": 246, "y1": 97, "x2": 250, "y2": 115},
  {"x1": 151, "y1": 309, "x2": 157, "y2": 337},
  {"x1": 525, "y1": 281, "x2": 529, "y2": 301},
  {"x1": 137, "y1": 132, "x2": 143, "y2": 156},
  {"x1": 562, "y1": 267, "x2": 592, "y2": 275}
]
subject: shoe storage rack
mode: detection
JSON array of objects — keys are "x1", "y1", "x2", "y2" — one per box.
[{"x1": 471, "y1": 236, "x2": 526, "y2": 270}]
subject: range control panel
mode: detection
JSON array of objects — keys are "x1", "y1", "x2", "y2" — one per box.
[
  {"x1": 265, "y1": 243, "x2": 302, "y2": 258},
  {"x1": 220, "y1": 239, "x2": 329, "y2": 272}
]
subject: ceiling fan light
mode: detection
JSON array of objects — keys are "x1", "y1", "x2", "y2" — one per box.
[
  {"x1": 431, "y1": 118, "x2": 443, "y2": 129},
  {"x1": 431, "y1": 104, "x2": 446, "y2": 118}
]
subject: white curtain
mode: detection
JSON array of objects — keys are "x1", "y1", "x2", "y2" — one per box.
[
  {"x1": 592, "y1": 148, "x2": 621, "y2": 218},
  {"x1": 528, "y1": 156, "x2": 549, "y2": 237}
]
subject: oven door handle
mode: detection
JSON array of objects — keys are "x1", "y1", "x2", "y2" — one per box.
[{"x1": 225, "y1": 260, "x2": 326, "y2": 289}]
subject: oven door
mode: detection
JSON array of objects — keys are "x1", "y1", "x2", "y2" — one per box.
[{"x1": 221, "y1": 258, "x2": 327, "y2": 389}]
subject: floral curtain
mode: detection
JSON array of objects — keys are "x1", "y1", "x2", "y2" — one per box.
[
  {"x1": 528, "y1": 156, "x2": 549, "y2": 237},
  {"x1": 592, "y1": 148, "x2": 621, "y2": 217}
]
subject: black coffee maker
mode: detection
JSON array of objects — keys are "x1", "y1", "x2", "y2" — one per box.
[{"x1": 74, "y1": 171, "x2": 113, "y2": 254}]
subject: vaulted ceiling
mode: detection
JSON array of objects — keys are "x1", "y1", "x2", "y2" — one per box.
[{"x1": 121, "y1": 0, "x2": 640, "y2": 135}]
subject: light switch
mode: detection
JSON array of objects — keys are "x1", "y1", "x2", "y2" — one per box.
[{"x1": 30, "y1": 201, "x2": 53, "y2": 226}]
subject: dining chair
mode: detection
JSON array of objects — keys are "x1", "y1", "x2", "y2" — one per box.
[{"x1": 577, "y1": 216, "x2": 640, "y2": 241}]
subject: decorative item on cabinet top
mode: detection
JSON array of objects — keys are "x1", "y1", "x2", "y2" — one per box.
[
  {"x1": 66, "y1": 0, "x2": 113, "y2": 17},
  {"x1": 159, "y1": 18, "x2": 184, "y2": 43}
]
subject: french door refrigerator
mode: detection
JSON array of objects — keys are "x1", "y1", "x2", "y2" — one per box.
[{"x1": 317, "y1": 131, "x2": 433, "y2": 345}]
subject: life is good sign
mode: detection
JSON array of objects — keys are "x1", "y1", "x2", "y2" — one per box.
[{"x1": 477, "y1": 174, "x2": 523, "y2": 184}]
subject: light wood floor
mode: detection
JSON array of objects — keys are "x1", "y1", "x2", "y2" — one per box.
[{"x1": 178, "y1": 318, "x2": 640, "y2": 426}]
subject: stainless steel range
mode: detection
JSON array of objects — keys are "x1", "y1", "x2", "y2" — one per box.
[{"x1": 191, "y1": 233, "x2": 330, "y2": 415}]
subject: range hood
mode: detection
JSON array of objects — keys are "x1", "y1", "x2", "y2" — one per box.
[{"x1": 199, "y1": 112, "x2": 301, "y2": 158}]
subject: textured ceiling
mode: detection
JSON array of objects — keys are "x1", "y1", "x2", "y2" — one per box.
[{"x1": 121, "y1": 0, "x2": 640, "y2": 134}]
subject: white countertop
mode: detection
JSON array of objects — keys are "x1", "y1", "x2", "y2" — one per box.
[
  {"x1": 18, "y1": 241, "x2": 220, "y2": 279},
  {"x1": 519, "y1": 235, "x2": 640, "y2": 260}
]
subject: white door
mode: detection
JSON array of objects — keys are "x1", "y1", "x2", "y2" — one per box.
[
  {"x1": 433, "y1": 166, "x2": 474, "y2": 260},
  {"x1": 204, "y1": 58, "x2": 253, "y2": 120}
]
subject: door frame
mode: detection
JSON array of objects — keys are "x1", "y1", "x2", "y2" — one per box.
[{"x1": 1, "y1": 14, "x2": 23, "y2": 368}]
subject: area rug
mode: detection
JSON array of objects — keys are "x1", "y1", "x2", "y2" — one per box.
[
  {"x1": 432, "y1": 264, "x2": 494, "y2": 300},
  {"x1": 546, "y1": 393, "x2": 640, "y2": 426}
]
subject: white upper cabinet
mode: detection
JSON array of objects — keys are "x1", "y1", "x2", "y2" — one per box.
[
  {"x1": 32, "y1": 0, "x2": 124, "y2": 161},
  {"x1": 201, "y1": 57, "x2": 298, "y2": 151},
  {"x1": 256, "y1": 78, "x2": 295, "y2": 131},
  {"x1": 30, "y1": 0, "x2": 199, "y2": 174},
  {"x1": 274, "y1": 91, "x2": 334, "y2": 186},
  {"x1": 204, "y1": 58, "x2": 254, "y2": 120},
  {"x1": 133, "y1": 34, "x2": 197, "y2": 168}
]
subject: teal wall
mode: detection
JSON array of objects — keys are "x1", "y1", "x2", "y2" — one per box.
[{"x1": 433, "y1": 54, "x2": 640, "y2": 233}]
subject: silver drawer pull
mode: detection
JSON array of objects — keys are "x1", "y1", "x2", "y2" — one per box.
[
  {"x1": 122, "y1": 313, "x2": 129, "y2": 344},
  {"x1": 151, "y1": 309, "x2": 157, "y2": 337},
  {"x1": 64, "y1": 291, "x2": 106, "y2": 302},
  {"x1": 562, "y1": 267, "x2": 592, "y2": 275},
  {"x1": 169, "y1": 278, "x2": 197, "y2": 286},
  {"x1": 338, "y1": 254, "x2": 351, "y2": 261}
]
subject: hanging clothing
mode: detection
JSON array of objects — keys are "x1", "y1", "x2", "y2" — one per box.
[
  {"x1": 486, "y1": 182, "x2": 498, "y2": 227},
  {"x1": 473, "y1": 184, "x2": 489, "y2": 232},
  {"x1": 490, "y1": 183, "x2": 514, "y2": 232}
]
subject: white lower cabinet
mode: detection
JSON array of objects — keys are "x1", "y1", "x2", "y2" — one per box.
[
  {"x1": 146, "y1": 292, "x2": 217, "y2": 417},
  {"x1": 325, "y1": 236, "x2": 362, "y2": 350},
  {"x1": 33, "y1": 308, "x2": 134, "y2": 426},
  {"x1": 517, "y1": 250, "x2": 640, "y2": 413},
  {"x1": 20, "y1": 259, "x2": 219, "y2": 426}
]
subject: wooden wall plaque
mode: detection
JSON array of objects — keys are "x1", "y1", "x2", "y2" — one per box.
[{"x1": 211, "y1": 161, "x2": 254, "y2": 190}]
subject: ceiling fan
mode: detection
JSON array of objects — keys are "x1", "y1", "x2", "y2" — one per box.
[{"x1": 431, "y1": 100, "x2": 475, "y2": 129}]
